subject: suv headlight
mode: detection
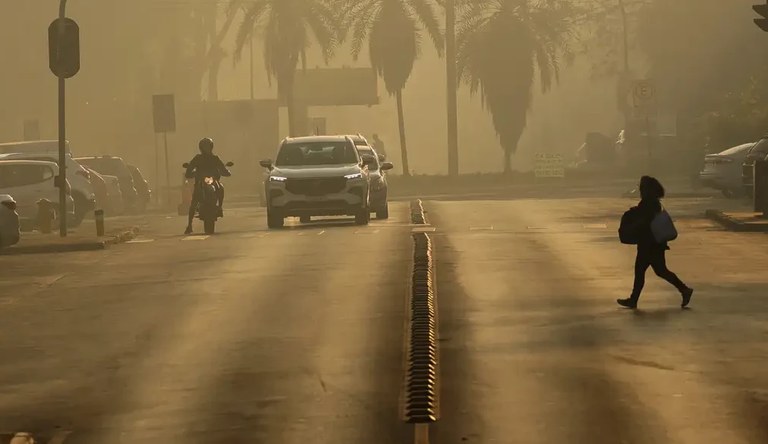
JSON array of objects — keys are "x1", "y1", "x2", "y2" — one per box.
[
  {"x1": 345, "y1": 173, "x2": 363, "y2": 180},
  {"x1": 269, "y1": 176, "x2": 288, "y2": 182}
]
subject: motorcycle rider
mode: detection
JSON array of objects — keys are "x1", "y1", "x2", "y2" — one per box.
[{"x1": 184, "y1": 137, "x2": 230, "y2": 234}]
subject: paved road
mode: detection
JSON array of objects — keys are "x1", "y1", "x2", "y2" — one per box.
[
  {"x1": 3, "y1": 195, "x2": 768, "y2": 443},
  {"x1": 429, "y1": 197, "x2": 768, "y2": 444},
  {"x1": 0, "y1": 205, "x2": 413, "y2": 443}
]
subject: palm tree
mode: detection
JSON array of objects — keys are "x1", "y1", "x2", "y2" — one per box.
[
  {"x1": 457, "y1": 0, "x2": 576, "y2": 173},
  {"x1": 345, "y1": 0, "x2": 445, "y2": 177},
  {"x1": 232, "y1": 0, "x2": 340, "y2": 136}
]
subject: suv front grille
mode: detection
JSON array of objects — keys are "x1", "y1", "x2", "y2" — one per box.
[{"x1": 285, "y1": 177, "x2": 346, "y2": 196}]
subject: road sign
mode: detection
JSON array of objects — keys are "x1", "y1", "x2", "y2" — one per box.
[
  {"x1": 48, "y1": 18, "x2": 80, "y2": 79},
  {"x1": 152, "y1": 94, "x2": 176, "y2": 133},
  {"x1": 754, "y1": 3, "x2": 768, "y2": 31},
  {"x1": 534, "y1": 153, "x2": 565, "y2": 178},
  {"x1": 282, "y1": 68, "x2": 379, "y2": 106},
  {"x1": 632, "y1": 79, "x2": 655, "y2": 107}
]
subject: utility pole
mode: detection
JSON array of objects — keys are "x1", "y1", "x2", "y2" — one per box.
[
  {"x1": 58, "y1": 0, "x2": 68, "y2": 237},
  {"x1": 49, "y1": 0, "x2": 79, "y2": 236},
  {"x1": 446, "y1": 0, "x2": 459, "y2": 177},
  {"x1": 249, "y1": 33, "x2": 254, "y2": 100}
]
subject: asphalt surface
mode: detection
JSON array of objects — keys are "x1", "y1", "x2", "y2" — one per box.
[
  {"x1": 429, "y1": 196, "x2": 768, "y2": 444},
  {"x1": 2, "y1": 195, "x2": 768, "y2": 443},
  {"x1": 0, "y1": 205, "x2": 413, "y2": 443}
]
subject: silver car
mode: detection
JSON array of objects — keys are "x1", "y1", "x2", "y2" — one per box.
[
  {"x1": 261, "y1": 136, "x2": 371, "y2": 228},
  {"x1": 699, "y1": 142, "x2": 755, "y2": 198}
]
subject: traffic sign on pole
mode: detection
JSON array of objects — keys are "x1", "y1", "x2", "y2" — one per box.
[
  {"x1": 48, "y1": 18, "x2": 80, "y2": 79},
  {"x1": 632, "y1": 79, "x2": 655, "y2": 108},
  {"x1": 754, "y1": 3, "x2": 768, "y2": 31}
]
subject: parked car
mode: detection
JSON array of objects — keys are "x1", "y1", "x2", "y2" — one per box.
[
  {"x1": 0, "y1": 159, "x2": 75, "y2": 230},
  {"x1": 742, "y1": 136, "x2": 768, "y2": 196},
  {"x1": 0, "y1": 194, "x2": 20, "y2": 248},
  {"x1": 699, "y1": 142, "x2": 755, "y2": 198},
  {"x1": 102, "y1": 175, "x2": 125, "y2": 215},
  {"x1": 81, "y1": 166, "x2": 111, "y2": 214},
  {"x1": 0, "y1": 141, "x2": 96, "y2": 225},
  {"x1": 261, "y1": 135, "x2": 371, "y2": 228},
  {"x1": 127, "y1": 165, "x2": 151, "y2": 212},
  {"x1": 348, "y1": 134, "x2": 385, "y2": 162},
  {"x1": 356, "y1": 146, "x2": 394, "y2": 219},
  {"x1": 75, "y1": 156, "x2": 138, "y2": 212}
]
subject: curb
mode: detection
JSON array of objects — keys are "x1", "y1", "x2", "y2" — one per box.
[
  {"x1": 704, "y1": 210, "x2": 768, "y2": 232},
  {"x1": 402, "y1": 199, "x2": 440, "y2": 424},
  {"x1": 0, "y1": 227, "x2": 140, "y2": 256}
]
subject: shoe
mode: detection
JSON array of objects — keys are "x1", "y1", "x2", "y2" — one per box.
[
  {"x1": 617, "y1": 298, "x2": 637, "y2": 309},
  {"x1": 681, "y1": 287, "x2": 694, "y2": 308},
  {"x1": 184, "y1": 226, "x2": 193, "y2": 235}
]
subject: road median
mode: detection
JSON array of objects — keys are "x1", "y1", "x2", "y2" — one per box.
[
  {"x1": 705, "y1": 210, "x2": 768, "y2": 232},
  {"x1": 0, "y1": 226, "x2": 139, "y2": 255}
]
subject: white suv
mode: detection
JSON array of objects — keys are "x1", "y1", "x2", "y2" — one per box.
[
  {"x1": 260, "y1": 136, "x2": 371, "y2": 228},
  {"x1": 0, "y1": 141, "x2": 96, "y2": 225}
]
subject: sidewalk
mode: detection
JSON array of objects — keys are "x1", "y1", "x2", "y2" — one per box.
[
  {"x1": 705, "y1": 210, "x2": 768, "y2": 232},
  {"x1": 0, "y1": 220, "x2": 139, "y2": 255}
]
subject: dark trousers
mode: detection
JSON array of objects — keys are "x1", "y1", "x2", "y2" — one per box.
[{"x1": 630, "y1": 246, "x2": 688, "y2": 301}]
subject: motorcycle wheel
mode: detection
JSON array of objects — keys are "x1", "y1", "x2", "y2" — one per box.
[{"x1": 204, "y1": 219, "x2": 215, "y2": 235}]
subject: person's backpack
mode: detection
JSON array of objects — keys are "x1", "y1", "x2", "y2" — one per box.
[
  {"x1": 651, "y1": 207, "x2": 678, "y2": 243},
  {"x1": 618, "y1": 206, "x2": 642, "y2": 245}
]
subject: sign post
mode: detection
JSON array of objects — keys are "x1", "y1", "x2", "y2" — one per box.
[
  {"x1": 48, "y1": 0, "x2": 80, "y2": 237},
  {"x1": 152, "y1": 94, "x2": 176, "y2": 206},
  {"x1": 534, "y1": 153, "x2": 565, "y2": 182},
  {"x1": 632, "y1": 79, "x2": 657, "y2": 172}
]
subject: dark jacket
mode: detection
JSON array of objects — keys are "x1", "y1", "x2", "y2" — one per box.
[
  {"x1": 185, "y1": 154, "x2": 230, "y2": 181},
  {"x1": 635, "y1": 198, "x2": 668, "y2": 251}
]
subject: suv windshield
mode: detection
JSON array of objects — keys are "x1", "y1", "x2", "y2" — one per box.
[
  {"x1": 77, "y1": 158, "x2": 130, "y2": 178},
  {"x1": 750, "y1": 138, "x2": 768, "y2": 157},
  {"x1": 276, "y1": 142, "x2": 359, "y2": 166}
]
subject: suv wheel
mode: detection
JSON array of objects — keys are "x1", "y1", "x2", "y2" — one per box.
[
  {"x1": 355, "y1": 207, "x2": 370, "y2": 225},
  {"x1": 72, "y1": 193, "x2": 89, "y2": 226},
  {"x1": 267, "y1": 208, "x2": 284, "y2": 229}
]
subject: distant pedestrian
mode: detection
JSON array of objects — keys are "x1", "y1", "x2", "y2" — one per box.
[
  {"x1": 617, "y1": 176, "x2": 693, "y2": 309},
  {"x1": 371, "y1": 133, "x2": 386, "y2": 159}
]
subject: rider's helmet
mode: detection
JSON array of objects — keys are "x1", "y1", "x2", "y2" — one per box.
[{"x1": 199, "y1": 137, "x2": 214, "y2": 154}]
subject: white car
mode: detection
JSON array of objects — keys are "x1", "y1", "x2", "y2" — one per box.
[
  {"x1": 0, "y1": 194, "x2": 20, "y2": 248},
  {"x1": 0, "y1": 159, "x2": 75, "y2": 229},
  {"x1": 0, "y1": 140, "x2": 96, "y2": 224},
  {"x1": 260, "y1": 135, "x2": 371, "y2": 228}
]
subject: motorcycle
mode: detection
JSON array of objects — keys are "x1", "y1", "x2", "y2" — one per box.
[{"x1": 181, "y1": 161, "x2": 233, "y2": 234}]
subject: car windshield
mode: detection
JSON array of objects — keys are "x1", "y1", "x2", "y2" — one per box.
[
  {"x1": 750, "y1": 138, "x2": 768, "y2": 155},
  {"x1": 358, "y1": 149, "x2": 379, "y2": 169},
  {"x1": 718, "y1": 143, "x2": 754, "y2": 156},
  {"x1": 276, "y1": 142, "x2": 359, "y2": 166}
]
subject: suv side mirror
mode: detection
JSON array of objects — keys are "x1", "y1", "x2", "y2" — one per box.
[
  {"x1": 381, "y1": 162, "x2": 394, "y2": 171},
  {"x1": 226, "y1": 161, "x2": 234, "y2": 167},
  {"x1": 259, "y1": 159, "x2": 273, "y2": 169},
  {"x1": 182, "y1": 163, "x2": 190, "y2": 168}
]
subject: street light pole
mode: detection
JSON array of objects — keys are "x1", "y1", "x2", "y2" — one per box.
[
  {"x1": 446, "y1": 0, "x2": 459, "y2": 177},
  {"x1": 58, "y1": 0, "x2": 69, "y2": 237}
]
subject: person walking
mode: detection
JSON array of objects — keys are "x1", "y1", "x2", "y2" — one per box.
[{"x1": 618, "y1": 176, "x2": 694, "y2": 309}]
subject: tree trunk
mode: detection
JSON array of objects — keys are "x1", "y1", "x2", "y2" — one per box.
[
  {"x1": 284, "y1": 76, "x2": 297, "y2": 137},
  {"x1": 446, "y1": 0, "x2": 459, "y2": 177},
  {"x1": 503, "y1": 148, "x2": 512, "y2": 175},
  {"x1": 396, "y1": 89, "x2": 410, "y2": 177}
]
